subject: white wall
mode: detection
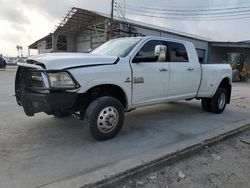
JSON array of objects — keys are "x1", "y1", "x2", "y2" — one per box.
[
  {"x1": 76, "y1": 33, "x2": 106, "y2": 52},
  {"x1": 77, "y1": 34, "x2": 91, "y2": 52},
  {"x1": 67, "y1": 35, "x2": 77, "y2": 52},
  {"x1": 135, "y1": 27, "x2": 161, "y2": 37}
]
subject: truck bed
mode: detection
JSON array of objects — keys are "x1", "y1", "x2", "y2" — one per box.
[{"x1": 197, "y1": 64, "x2": 232, "y2": 98}]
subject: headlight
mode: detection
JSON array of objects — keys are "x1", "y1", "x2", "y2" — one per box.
[{"x1": 47, "y1": 72, "x2": 77, "y2": 89}]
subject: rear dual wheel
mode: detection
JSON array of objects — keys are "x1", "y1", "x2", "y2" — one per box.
[{"x1": 201, "y1": 88, "x2": 227, "y2": 114}]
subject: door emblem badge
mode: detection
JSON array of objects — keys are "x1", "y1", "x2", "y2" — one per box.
[
  {"x1": 124, "y1": 77, "x2": 131, "y2": 83},
  {"x1": 134, "y1": 77, "x2": 144, "y2": 84}
]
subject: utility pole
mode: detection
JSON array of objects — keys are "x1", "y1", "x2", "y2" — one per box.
[
  {"x1": 123, "y1": 0, "x2": 126, "y2": 19},
  {"x1": 110, "y1": 0, "x2": 115, "y2": 39}
]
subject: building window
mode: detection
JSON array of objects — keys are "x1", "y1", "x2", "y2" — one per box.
[
  {"x1": 57, "y1": 35, "x2": 67, "y2": 51},
  {"x1": 196, "y1": 49, "x2": 206, "y2": 63},
  {"x1": 167, "y1": 42, "x2": 189, "y2": 62}
]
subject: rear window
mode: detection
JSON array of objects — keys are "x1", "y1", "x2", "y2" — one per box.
[{"x1": 167, "y1": 42, "x2": 188, "y2": 62}]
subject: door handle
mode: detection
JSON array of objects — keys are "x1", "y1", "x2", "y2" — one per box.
[
  {"x1": 187, "y1": 67, "x2": 194, "y2": 71},
  {"x1": 159, "y1": 68, "x2": 168, "y2": 72}
]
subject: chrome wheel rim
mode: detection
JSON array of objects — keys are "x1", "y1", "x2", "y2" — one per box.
[
  {"x1": 97, "y1": 106, "x2": 119, "y2": 133},
  {"x1": 218, "y1": 93, "x2": 226, "y2": 110}
]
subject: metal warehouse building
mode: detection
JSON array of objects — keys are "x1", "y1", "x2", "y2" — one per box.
[{"x1": 29, "y1": 7, "x2": 250, "y2": 65}]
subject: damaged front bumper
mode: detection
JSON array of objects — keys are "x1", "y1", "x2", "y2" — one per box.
[{"x1": 15, "y1": 66, "x2": 79, "y2": 116}]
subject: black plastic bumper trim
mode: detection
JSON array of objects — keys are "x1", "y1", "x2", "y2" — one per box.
[{"x1": 23, "y1": 92, "x2": 77, "y2": 116}]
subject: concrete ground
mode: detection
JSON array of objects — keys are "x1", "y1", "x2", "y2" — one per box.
[
  {"x1": 0, "y1": 67, "x2": 250, "y2": 188},
  {"x1": 120, "y1": 128, "x2": 250, "y2": 188}
]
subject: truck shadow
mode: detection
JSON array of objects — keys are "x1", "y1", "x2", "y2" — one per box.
[
  {"x1": 40, "y1": 101, "x2": 200, "y2": 140},
  {"x1": 122, "y1": 101, "x2": 203, "y2": 135},
  {"x1": 8, "y1": 101, "x2": 204, "y2": 151}
]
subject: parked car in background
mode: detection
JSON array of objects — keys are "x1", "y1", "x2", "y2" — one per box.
[
  {"x1": 5, "y1": 57, "x2": 27, "y2": 66},
  {"x1": 6, "y1": 57, "x2": 17, "y2": 65},
  {"x1": 17, "y1": 58, "x2": 26, "y2": 64},
  {"x1": 0, "y1": 55, "x2": 7, "y2": 69}
]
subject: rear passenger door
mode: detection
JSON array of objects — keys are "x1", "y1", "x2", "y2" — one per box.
[{"x1": 167, "y1": 41, "x2": 201, "y2": 99}]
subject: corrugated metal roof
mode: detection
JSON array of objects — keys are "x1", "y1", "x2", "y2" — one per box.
[
  {"x1": 210, "y1": 42, "x2": 250, "y2": 48},
  {"x1": 29, "y1": 34, "x2": 52, "y2": 49},
  {"x1": 240, "y1": 40, "x2": 250, "y2": 44}
]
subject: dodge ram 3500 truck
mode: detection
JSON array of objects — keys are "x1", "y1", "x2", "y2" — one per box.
[{"x1": 15, "y1": 36, "x2": 232, "y2": 140}]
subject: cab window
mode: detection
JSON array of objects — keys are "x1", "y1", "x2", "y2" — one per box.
[{"x1": 167, "y1": 42, "x2": 189, "y2": 62}]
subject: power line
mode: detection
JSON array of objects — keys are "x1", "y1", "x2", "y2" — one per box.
[
  {"x1": 115, "y1": 4, "x2": 127, "y2": 23},
  {"x1": 115, "y1": 0, "x2": 250, "y2": 10},
  {"x1": 127, "y1": 9, "x2": 250, "y2": 18},
  {"x1": 115, "y1": 2, "x2": 250, "y2": 13},
  {"x1": 115, "y1": 2, "x2": 250, "y2": 20},
  {"x1": 123, "y1": 7, "x2": 250, "y2": 17},
  {"x1": 124, "y1": 10, "x2": 250, "y2": 21},
  {"x1": 114, "y1": 0, "x2": 250, "y2": 21},
  {"x1": 115, "y1": 2, "x2": 126, "y2": 20},
  {"x1": 134, "y1": 15, "x2": 250, "y2": 21}
]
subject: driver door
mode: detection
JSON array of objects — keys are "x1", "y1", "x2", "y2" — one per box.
[{"x1": 130, "y1": 40, "x2": 170, "y2": 106}]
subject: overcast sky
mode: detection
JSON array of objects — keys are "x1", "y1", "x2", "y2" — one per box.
[{"x1": 0, "y1": 0, "x2": 250, "y2": 56}]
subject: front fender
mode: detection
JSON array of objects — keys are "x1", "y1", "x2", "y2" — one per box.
[{"x1": 67, "y1": 59, "x2": 132, "y2": 108}]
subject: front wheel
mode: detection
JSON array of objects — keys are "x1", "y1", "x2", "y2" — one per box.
[{"x1": 84, "y1": 96, "x2": 124, "y2": 141}]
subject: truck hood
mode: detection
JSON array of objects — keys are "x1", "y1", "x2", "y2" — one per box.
[{"x1": 26, "y1": 53, "x2": 119, "y2": 70}]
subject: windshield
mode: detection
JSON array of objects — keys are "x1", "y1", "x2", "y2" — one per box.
[{"x1": 91, "y1": 38, "x2": 141, "y2": 57}]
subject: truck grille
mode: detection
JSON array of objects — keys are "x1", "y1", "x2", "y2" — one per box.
[
  {"x1": 30, "y1": 71, "x2": 44, "y2": 88},
  {"x1": 15, "y1": 67, "x2": 48, "y2": 106},
  {"x1": 16, "y1": 67, "x2": 46, "y2": 92}
]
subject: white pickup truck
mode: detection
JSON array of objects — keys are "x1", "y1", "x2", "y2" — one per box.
[{"x1": 15, "y1": 36, "x2": 232, "y2": 140}]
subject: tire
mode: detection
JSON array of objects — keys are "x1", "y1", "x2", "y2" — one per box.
[
  {"x1": 53, "y1": 111, "x2": 72, "y2": 118},
  {"x1": 201, "y1": 98, "x2": 211, "y2": 112},
  {"x1": 84, "y1": 96, "x2": 124, "y2": 141},
  {"x1": 210, "y1": 88, "x2": 227, "y2": 114}
]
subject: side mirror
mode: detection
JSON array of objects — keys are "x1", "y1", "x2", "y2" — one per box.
[{"x1": 155, "y1": 45, "x2": 167, "y2": 62}]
